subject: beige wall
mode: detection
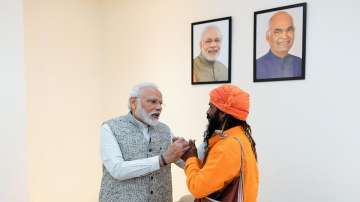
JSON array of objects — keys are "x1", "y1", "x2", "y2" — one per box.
[
  {"x1": 25, "y1": 0, "x2": 103, "y2": 201},
  {"x1": 24, "y1": 0, "x2": 213, "y2": 200}
]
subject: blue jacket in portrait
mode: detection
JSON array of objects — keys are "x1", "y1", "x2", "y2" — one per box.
[{"x1": 256, "y1": 50, "x2": 302, "y2": 79}]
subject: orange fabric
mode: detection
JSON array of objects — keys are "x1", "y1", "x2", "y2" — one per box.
[
  {"x1": 209, "y1": 84, "x2": 250, "y2": 121},
  {"x1": 185, "y1": 126, "x2": 259, "y2": 202}
]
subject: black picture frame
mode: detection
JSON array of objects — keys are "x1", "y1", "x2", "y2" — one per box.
[
  {"x1": 254, "y1": 3, "x2": 307, "y2": 82},
  {"x1": 191, "y1": 17, "x2": 232, "y2": 85}
]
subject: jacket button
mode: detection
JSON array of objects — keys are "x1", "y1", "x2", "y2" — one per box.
[
  {"x1": 150, "y1": 191, "x2": 153, "y2": 194},
  {"x1": 150, "y1": 176, "x2": 153, "y2": 180},
  {"x1": 149, "y1": 149, "x2": 152, "y2": 152}
]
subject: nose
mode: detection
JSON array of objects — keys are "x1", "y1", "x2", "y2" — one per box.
[
  {"x1": 210, "y1": 41, "x2": 218, "y2": 47},
  {"x1": 278, "y1": 31, "x2": 286, "y2": 39},
  {"x1": 280, "y1": 30, "x2": 292, "y2": 39},
  {"x1": 155, "y1": 103, "x2": 162, "y2": 111}
]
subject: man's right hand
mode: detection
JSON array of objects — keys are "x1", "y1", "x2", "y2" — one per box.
[{"x1": 163, "y1": 138, "x2": 190, "y2": 164}]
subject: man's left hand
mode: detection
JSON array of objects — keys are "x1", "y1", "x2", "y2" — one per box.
[{"x1": 181, "y1": 139, "x2": 198, "y2": 162}]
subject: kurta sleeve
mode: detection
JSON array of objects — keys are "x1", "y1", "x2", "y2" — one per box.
[{"x1": 184, "y1": 139, "x2": 241, "y2": 198}]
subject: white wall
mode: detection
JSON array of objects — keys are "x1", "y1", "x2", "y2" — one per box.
[
  {"x1": 0, "y1": 0, "x2": 28, "y2": 201},
  {"x1": 253, "y1": 1, "x2": 360, "y2": 201},
  {"x1": 101, "y1": 0, "x2": 360, "y2": 201}
]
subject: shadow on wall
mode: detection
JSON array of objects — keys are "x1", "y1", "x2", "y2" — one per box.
[{"x1": 176, "y1": 194, "x2": 194, "y2": 202}]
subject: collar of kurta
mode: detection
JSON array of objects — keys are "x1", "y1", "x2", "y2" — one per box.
[
  {"x1": 267, "y1": 49, "x2": 292, "y2": 61},
  {"x1": 127, "y1": 112, "x2": 150, "y2": 129},
  {"x1": 208, "y1": 126, "x2": 243, "y2": 148}
]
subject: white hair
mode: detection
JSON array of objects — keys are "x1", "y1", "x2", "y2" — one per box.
[
  {"x1": 135, "y1": 100, "x2": 159, "y2": 126},
  {"x1": 128, "y1": 82, "x2": 159, "y2": 110},
  {"x1": 200, "y1": 25, "x2": 223, "y2": 41}
]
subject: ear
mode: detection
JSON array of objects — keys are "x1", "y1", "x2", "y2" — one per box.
[
  {"x1": 218, "y1": 111, "x2": 227, "y2": 122},
  {"x1": 130, "y1": 97, "x2": 137, "y2": 111},
  {"x1": 266, "y1": 30, "x2": 270, "y2": 43}
]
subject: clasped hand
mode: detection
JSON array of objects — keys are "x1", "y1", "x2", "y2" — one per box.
[
  {"x1": 162, "y1": 137, "x2": 198, "y2": 164},
  {"x1": 180, "y1": 139, "x2": 197, "y2": 162}
]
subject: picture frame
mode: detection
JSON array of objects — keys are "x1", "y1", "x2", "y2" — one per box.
[
  {"x1": 191, "y1": 17, "x2": 231, "y2": 85},
  {"x1": 254, "y1": 3, "x2": 307, "y2": 82}
]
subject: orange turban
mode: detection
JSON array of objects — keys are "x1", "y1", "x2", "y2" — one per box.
[{"x1": 209, "y1": 84, "x2": 250, "y2": 121}]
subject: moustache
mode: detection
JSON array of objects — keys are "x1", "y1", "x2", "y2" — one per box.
[
  {"x1": 207, "y1": 49, "x2": 219, "y2": 53},
  {"x1": 150, "y1": 111, "x2": 160, "y2": 116},
  {"x1": 149, "y1": 111, "x2": 161, "y2": 120}
]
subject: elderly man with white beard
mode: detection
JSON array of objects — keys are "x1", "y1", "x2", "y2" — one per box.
[
  {"x1": 193, "y1": 25, "x2": 228, "y2": 82},
  {"x1": 99, "y1": 83, "x2": 189, "y2": 202}
]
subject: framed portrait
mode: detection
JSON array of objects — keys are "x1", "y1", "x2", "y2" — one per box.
[
  {"x1": 191, "y1": 17, "x2": 231, "y2": 85},
  {"x1": 254, "y1": 3, "x2": 307, "y2": 82}
]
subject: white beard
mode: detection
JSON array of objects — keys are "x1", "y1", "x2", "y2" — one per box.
[
  {"x1": 201, "y1": 50, "x2": 219, "y2": 62},
  {"x1": 135, "y1": 101, "x2": 159, "y2": 126}
]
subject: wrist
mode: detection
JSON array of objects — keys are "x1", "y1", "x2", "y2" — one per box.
[
  {"x1": 159, "y1": 156, "x2": 164, "y2": 167},
  {"x1": 184, "y1": 155, "x2": 197, "y2": 164},
  {"x1": 184, "y1": 153, "x2": 196, "y2": 161},
  {"x1": 160, "y1": 154, "x2": 168, "y2": 166}
]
